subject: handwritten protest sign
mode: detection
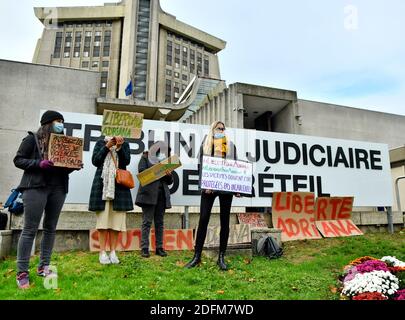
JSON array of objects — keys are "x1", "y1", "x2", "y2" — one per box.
[
  {"x1": 237, "y1": 213, "x2": 268, "y2": 228},
  {"x1": 137, "y1": 154, "x2": 182, "y2": 187},
  {"x1": 315, "y1": 197, "x2": 363, "y2": 238},
  {"x1": 90, "y1": 229, "x2": 193, "y2": 252},
  {"x1": 203, "y1": 224, "x2": 251, "y2": 248},
  {"x1": 48, "y1": 134, "x2": 83, "y2": 169},
  {"x1": 272, "y1": 192, "x2": 322, "y2": 242},
  {"x1": 315, "y1": 220, "x2": 363, "y2": 238},
  {"x1": 101, "y1": 110, "x2": 144, "y2": 139},
  {"x1": 201, "y1": 156, "x2": 253, "y2": 195}
]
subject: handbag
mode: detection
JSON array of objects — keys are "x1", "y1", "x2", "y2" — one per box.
[{"x1": 110, "y1": 150, "x2": 135, "y2": 189}]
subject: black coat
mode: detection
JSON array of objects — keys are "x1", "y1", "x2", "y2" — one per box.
[
  {"x1": 13, "y1": 132, "x2": 72, "y2": 194},
  {"x1": 135, "y1": 154, "x2": 173, "y2": 209},
  {"x1": 88, "y1": 140, "x2": 134, "y2": 212}
]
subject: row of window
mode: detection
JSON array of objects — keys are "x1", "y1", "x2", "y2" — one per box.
[
  {"x1": 58, "y1": 21, "x2": 113, "y2": 28},
  {"x1": 165, "y1": 79, "x2": 188, "y2": 103},
  {"x1": 166, "y1": 40, "x2": 209, "y2": 75},
  {"x1": 81, "y1": 60, "x2": 109, "y2": 68},
  {"x1": 167, "y1": 32, "x2": 205, "y2": 50},
  {"x1": 100, "y1": 71, "x2": 108, "y2": 97},
  {"x1": 53, "y1": 30, "x2": 111, "y2": 59}
]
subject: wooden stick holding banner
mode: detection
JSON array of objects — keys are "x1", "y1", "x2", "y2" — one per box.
[
  {"x1": 137, "y1": 154, "x2": 182, "y2": 187},
  {"x1": 48, "y1": 133, "x2": 83, "y2": 169},
  {"x1": 200, "y1": 156, "x2": 253, "y2": 195},
  {"x1": 101, "y1": 109, "x2": 144, "y2": 139}
]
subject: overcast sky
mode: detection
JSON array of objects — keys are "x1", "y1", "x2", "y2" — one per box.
[{"x1": 1, "y1": 0, "x2": 404, "y2": 116}]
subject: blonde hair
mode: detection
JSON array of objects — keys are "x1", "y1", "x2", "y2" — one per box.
[{"x1": 203, "y1": 121, "x2": 226, "y2": 155}]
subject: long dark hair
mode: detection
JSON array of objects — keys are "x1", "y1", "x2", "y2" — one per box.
[{"x1": 36, "y1": 123, "x2": 53, "y2": 160}]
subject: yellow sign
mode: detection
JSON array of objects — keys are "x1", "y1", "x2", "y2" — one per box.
[
  {"x1": 137, "y1": 154, "x2": 182, "y2": 187},
  {"x1": 101, "y1": 110, "x2": 144, "y2": 139}
]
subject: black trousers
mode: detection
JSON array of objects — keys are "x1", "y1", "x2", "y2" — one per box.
[{"x1": 194, "y1": 192, "x2": 233, "y2": 254}]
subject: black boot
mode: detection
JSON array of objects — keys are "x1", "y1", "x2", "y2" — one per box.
[
  {"x1": 185, "y1": 252, "x2": 202, "y2": 269},
  {"x1": 217, "y1": 252, "x2": 228, "y2": 271}
]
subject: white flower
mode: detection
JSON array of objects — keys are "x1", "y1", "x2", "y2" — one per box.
[
  {"x1": 342, "y1": 271, "x2": 399, "y2": 297},
  {"x1": 381, "y1": 256, "x2": 405, "y2": 268}
]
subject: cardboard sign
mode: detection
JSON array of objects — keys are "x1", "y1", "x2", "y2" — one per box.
[
  {"x1": 315, "y1": 220, "x2": 364, "y2": 238},
  {"x1": 272, "y1": 192, "x2": 322, "y2": 242},
  {"x1": 137, "y1": 154, "x2": 182, "y2": 187},
  {"x1": 201, "y1": 156, "x2": 253, "y2": 195},
  {"x1": 89, "y1": 229, "x2": 193, "y2": 252},
  {"x1": 315, "y1": 197, "x2": 354, "y2": 221},
  {"x1": 203, "y1": 224, "x2": 251, "y2": 248},
  {"x1": 237, "y1": 213, "x2": 268, "y2": 228},
  {"x1": 48, "y1": 134, "x2": 83, "y2": 169},
  {"x1": 101, "y1": 110, "x2": 144, "y2": 139}
]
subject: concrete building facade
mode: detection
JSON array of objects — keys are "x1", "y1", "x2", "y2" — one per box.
[{"x1": 33, "y1": 0, "x2": 225, "y2": 103}]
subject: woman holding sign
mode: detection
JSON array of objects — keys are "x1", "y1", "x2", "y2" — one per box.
[
  {"x1": 185, "y1": 121, "x2": 241, "y2": 271},
  {"x1": 89, "y1": 136, "x2": 133, "y2": 265},
  {"x1": 135, "y1": 141, "x2": 174, "y2": 258},
  {"x1": 13, "y1": 110, "x2": 82, "y2": 289}
]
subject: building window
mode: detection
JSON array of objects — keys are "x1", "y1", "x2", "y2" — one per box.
[
  {"x1": 204, "y1": 57, "x2": 209, "y2": 76},
  {"x1": 182, "y1": 84, "x2": 187, "y2": 91},
  {"x1": 174, "y1": 72, "x2": 179, "y2": 78},
  {"x1": 102, "y1": 61, "x2": 109, "y2": 68},
  {"x1": 73, "y1": 52, "x2": 80, "y2": 58},
  {"x1": 82, "y1": 61, "x2": 89, "y2": 68},
  {"x1": 100, "y1": 71, "x2": 108, "y2": 97},
  {"x1": 166, "y1": 40, "x2": 173, "y2": 66},
  {"x1": 53, "y1": 32, "x2": 63, "y2": 58},
  {"x1": 182, "y1": 74, "x2": 188, "y2": 82},
  {"x1": 103, "y1": 46, "x2": 110, "y2": 57},
  {"x1": 83, "y1": 51, "x2": 89, "y2": 58},
  {"x1": 63, "y1": 52, "x2": 70, "y2": 58},
  {"x1": 166, "y1": 69, "x2": 172, "y2": 76},
  {"x1": 175, "y1": 44, "x2": 180, "y2": 55},
  {"x1": 93, "y1": 47, "x2": 100, "y2": 57},
  {"x1": 85, "y1": 31, "x2": 92, "y2": 37},
  {"x1": 92, "y1": 61, "x2": 99, "y2": 68},
  {"x1": 106, "y1": 21, "x2": 112, "y2": 27}
]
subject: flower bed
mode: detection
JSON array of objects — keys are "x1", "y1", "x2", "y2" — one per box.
[{"x1": 340, "y1": 256, "x2": 405, "y2": 300}]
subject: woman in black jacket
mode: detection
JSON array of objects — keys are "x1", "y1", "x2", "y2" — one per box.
[
  {"x1": 88, "y1": 136, "x2": 133, "y2": 265},
  {"x1": 135, "y1": 141, "x2": 173, "y2": 258},
  {"x1": 185, "y1": 121, "x2": 240, "y2": 271},
  {"x1": 13, "y1": 110, "x2": 82, "y2": 289}
]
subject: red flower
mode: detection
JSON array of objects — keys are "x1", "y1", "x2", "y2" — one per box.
[{"x1": 352, "y1": 292, "x2": 388, "y2": 300}]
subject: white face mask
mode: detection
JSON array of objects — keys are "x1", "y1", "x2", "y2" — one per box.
[{"x1": 156, "y1": 154, "x2": 166, "y2": 162}]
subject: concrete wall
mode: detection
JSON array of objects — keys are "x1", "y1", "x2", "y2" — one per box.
[
  {"x1": 0, "y1": 59, "x2": 100, "y2": 203},
  {"x1": 296, "y1": 99, "x2": 405, "y2": 148},
  {"x1": 272, "y1": 103, "x2": 297, "y2": 134}
]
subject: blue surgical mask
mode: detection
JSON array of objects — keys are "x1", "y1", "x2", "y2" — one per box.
[
  {"x1": 53, "y1": 122, "x2": 64, "y2": 134},
  {"x1": 214, "y1": 133, "x2": 225, "y2": 139}
]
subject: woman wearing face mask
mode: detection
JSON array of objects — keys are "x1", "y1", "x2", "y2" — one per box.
[
  {"x1": 185, "y1": 121, "x2": 240, "y2": 271},
  {"x1": 135, "y1": 141, "x2": 174, "y2": 258},
  {"x1": 13, "y1": 110, "x2": 82, "y2": 289},
  {"x1": 89, "y1": 135, "x2": 133, "y2": 265}
]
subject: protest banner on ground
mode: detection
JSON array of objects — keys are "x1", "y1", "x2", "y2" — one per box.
[
  {"x1": 101, "y1": 109, "x2": 144, "y2": 139},
  {"x1": 203, "y1": 224, "x2": 251, "y2": 248},
  {"x1": 315, "y1": 220, "x2": 363, "y2": 238},
  {"x1": 315, "y1": 196, "x2": 363, "y2": 238},
  {"x1": 89, "y1": 229, "x2": 193, "y2": 251},
  {"x1": 237, "y1": 213, "x2": 268, "y2": 228},
  {"x1": 272, "y1": 192, "x2": 322, "y2": 242},
  {"x1": 137, "y1": 154, "x2": 182, "y2": 187},
  {"x1": 200, "y1": 156, "x2": 253, "y2": 195},
  {"x1": 48, "y1": 133, "x2": 83, "y2": 169}
]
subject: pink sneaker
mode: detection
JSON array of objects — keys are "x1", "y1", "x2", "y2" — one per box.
[
  {"x1": 16, "y1": 272, "x2": 30, "y2": 289},
  {"x1": 37, "y1": 265, "x2": 57, "y2": 278}
]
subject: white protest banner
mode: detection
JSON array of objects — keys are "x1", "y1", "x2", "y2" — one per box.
[
  {"x1": 46, "y1": 111, "x2": 394, "y2": 207},
  {"x1": 200, "y1": 156, "x2": 253, "y2": 195}
]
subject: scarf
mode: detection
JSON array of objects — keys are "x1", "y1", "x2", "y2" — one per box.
[
  {"x1": 213, "y1": 137, "x2": 227, "y2": 158},
  {"x1": 101, "y1": 138, "x2": 118, "y2": 201}
]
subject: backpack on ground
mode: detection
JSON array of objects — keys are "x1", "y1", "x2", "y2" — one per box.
[
  {"x1": 4, "y1": 189, "x2": 24, "y2": 216},
  {"x1": 256, "y1": 235, "x2": 283, "y2": 259}
]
